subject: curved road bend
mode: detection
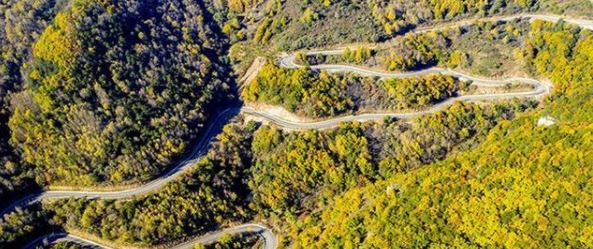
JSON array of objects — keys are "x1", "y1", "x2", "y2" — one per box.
[
  {"x1": 291, "y1": 14, "x2": 593, "y2": 56},
  {"x1": 277, "y1": 51, "x2": 550, "y2": 130},
  {"x1": 281, "y1": 53, "x2": 547, "y2": 88},
  {"x1": 8, "y1": 13, "x2": 593, "y2": 249},
  {"x1": 241, "y1": 82, "x2": 545, "y2": 130},
  {"x1": 412, "y1": 14, "x2": 593, "y2": 34},
  {"x1": 5, "y1": 60, "x2": 548, "y2": 215},
  {"x1": 22, "y1": 233, "x2": 114, "y2": 249},
  {"x1": 23, "y1": 224, "x2": 277, "y2": 249},
  {"x1": 1, "y1": 108, "x2": 242, "y2": 217}
]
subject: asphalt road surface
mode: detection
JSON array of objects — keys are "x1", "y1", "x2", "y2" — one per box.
[{"x1": 23, "y1": 224, "x2": 277, "y2": 249}]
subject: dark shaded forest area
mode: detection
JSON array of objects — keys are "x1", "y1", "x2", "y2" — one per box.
[{"x1": 1, "y1": 0, "x2": 235, "y2": 204}]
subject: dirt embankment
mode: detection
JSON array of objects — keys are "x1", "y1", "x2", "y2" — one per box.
[{"x1": 239, "y1": 57, "x2": 266, "y2": 89}]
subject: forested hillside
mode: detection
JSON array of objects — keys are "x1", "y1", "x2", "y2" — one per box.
[
  {"x1": 243, "y1": 63, "x2": 462, "y2": 117},
  {"x1": 0, "y1": 0, "x2": 69, "y2": 207},
  {"x1": 294, "y1": 119, "x2": 593, "y2": 248},
  {"x1": 291, "y1": 19, "x2": 593, "y2": 249},
  {"x1": 225, "y1": 0, "x2": 593, "y2": 52},
  {"x1": 4, "y1": 0, "x2": 232, "y2": 189},
  {"x1": 1, "y1": 121, "x2": 256, "y2": 247},
  {"x1": 43, "y1": 123, "x2": 255, "y2": 246},
  {"x1": 0, "y1": 101, "x2": 531, "y2": 247},
  {"x1": 1, "y1": 0, "x2": 593, "y2": 248},
  {"x1": 302, "y1": 19, "x2": 533, "y2": 77}
]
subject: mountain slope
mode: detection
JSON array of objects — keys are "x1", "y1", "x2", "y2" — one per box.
[
  {"x1": 292, "y1": 19, "x2": 593, "y2": 249},
  {"x1": 7, "y1": 0, "x2": 232, "y2": 187}
]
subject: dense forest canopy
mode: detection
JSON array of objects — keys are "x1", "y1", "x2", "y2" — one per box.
[
  {"x1": 0, "y1": 100, "x2": 532, "y2": 247},
  {"x1": 291, "y1": 19, "x2": 593, "y2": 249},
  {"x1": 3, "y1": 0, "x2": 232, "y2": 189},
  {"x1": 0, "y1": 0, "x2": 71, "y2": 209},
  {"x1": 1, "y1": 0, "x2": 593, "y2": 248},
  {"x1": 293, "y1": 119, "x2": 593, "y2": 248},
  {"x1": 2, "y1": 0, "x2": 590, "y2": 199},
  {"x1": 243, "y1": 63, "x2": 462, "y2": 117}
]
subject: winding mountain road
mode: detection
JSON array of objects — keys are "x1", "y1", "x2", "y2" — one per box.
[
  {"x1": 23, "y1": 224, "x2": 277, "y2": 249},
  {"x1": 412, "y1": 13, "x2": 593, "y2": 35},
  {"x1": 1, "y1": 108, "x2": 241, "y2": 215},
  {"x1": 278, "y1": 51, "x2": 551, "y2": 114},
  {"x1": 5, "y1": 13, "x2": 593, "y2": 249},
  {"x1": 22, "y1": 233, "x2": 114, "y2": 249}
]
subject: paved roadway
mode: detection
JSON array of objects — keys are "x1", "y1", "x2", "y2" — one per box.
[
  {"x1": 6, "y1": 13, "x2": 593, "y2": 249},
  {"x1": 1, "y1": 108, "x2": 241, "y2": 215},
  {"x1": 23, "y1": 224, "x2": 277, "y2": 249},
  {"x1": 22, "y1": 234, "x2": 114, "y2": 249},
  {"x1": 286, "y1": 14, "x2": 593, "y2": 59},
  {"x1": 412, "y1": 13, "x2": 593, "y2": 34}
]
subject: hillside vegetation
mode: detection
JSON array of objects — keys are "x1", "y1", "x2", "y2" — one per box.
[
  {"x1": 0, "y1": 0, "x2": 70, "y2": 208},
  {"x1": 3, "y1": 0, "x2": 231, "y2": 190},
  {"x1": 199, "y1": 233, "x2": 262, "y2": 249},
  {"x1": 243, "y1": 63, "x2": 462, "y2": 117},
  {"x1": 42, "y1": 242, "x2": 88, "y2": 249},
  {"x1": 226, "y1": 0, "x2": 593, "y2": 51},
  {"x1": 1, "y1": 0, "x2": 593, "y2": 248},
  {"x1": 290, "y1": 19, "x2": 593, "y2": 249},
  {"x1": 0, "y1": 100, "x2": 531, "y2": 247},
  {"x1": 304, "y1": 19, "x2": 533, "y2": 77}
]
